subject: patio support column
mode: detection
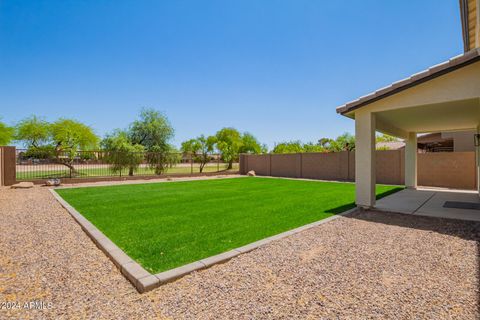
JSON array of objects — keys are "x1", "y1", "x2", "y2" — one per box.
[
  {"x1": 405, "y1": 132, "x2": 417, "y2": 189},
  {"x1": 477, "y1": 125, "x2": 480, "y2": 195},
  {"x1": 355, "y1": 111, "x2": 376, "y2": 208}
]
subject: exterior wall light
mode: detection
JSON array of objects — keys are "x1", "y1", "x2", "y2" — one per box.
[{"x1": 474, "y1": 134, "x2": 480, "y2": 147}]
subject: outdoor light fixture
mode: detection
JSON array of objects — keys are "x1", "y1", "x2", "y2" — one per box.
[{"x1": 474, "y1": 133, "x2": 480, "y2": 147}]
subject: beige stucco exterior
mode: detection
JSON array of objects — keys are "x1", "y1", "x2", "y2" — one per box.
[
  {"x1": 405, "y1": 132, "x2": 417, "y2": 189},
  {"x1": 340, "y1": 60, "x2": 480, "y2": 207},
  {"x1": 477, "y1": 125, "x2": 480, "y2": 194},
  {"x1": 335, "y1": 2, "x2": 480, "y2": 207},
  {"x1": 442, "y1": 130, "x2": 476, "y2": 151},
  {"x1": 344, "y1": 61, "x2": 480, "y2": 137},
  {"x1": 354, "y1": 111, "x2": 376, "y2": 207}
]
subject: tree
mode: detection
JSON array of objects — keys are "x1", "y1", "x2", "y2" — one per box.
[
  {"x1": 332, "y1": 132, "x2": 355, "y2": 151},
  {"x1": 318, "y1": 133, "x2": 355, "y2": 152},
  {"x1": 101, "y1": 130, "x2": 145, "y2": 176},
  {"x1": 165, "y1": 145, "x2": 182, "y2": 169},
  {"x1": 239, "y1": 132, "x2": 266, "y2": 154},
  {"x1": 215, "y1": 127, "x2": 242, "y2": 169},
  {"x1": 318, "y1": 137, "x2": 335, "y2": 150},
  {"x1": 130, "y1": 108, "x2": 174, "y2": 150},
  {"x1": 101, "y1": 108, "x2": 176, "y2": 176},
  {"x1": 181, "y1": 135, "x2": 216, "y2": 173},
  {"x1": 14, "y1": 116, "x2": 50, "y2": 148},
  {"x1": 272, "y1": 141, "x2": 304, "y2": 154},
  {"x1": 14, "y1": 116, "x2": 99, "y2": 175},
  {"x1": 146, "y1": 144, "x2": 179, "y2": 174},
  {"x1": 376, "y1": 133, "x2": 398, "y2": 143},
  {"x1": 49, "y1": 119, "x2": 99, "y2": 172},
  {"x1": 129, "y1": 108, "x2": 175, "y2": 174},
  {"x1": 0, "y1": 120, "x2": 14, "y2": 145},
  {"x1": 303, "y1": 142, "x2": 325, "y2": 153},
  {"x1": 50, "y1": 119, "x2": 98, "y2": 153}
]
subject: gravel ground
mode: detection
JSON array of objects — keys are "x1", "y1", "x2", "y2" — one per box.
[{"x1": 1, "y1": 186, "x2": 479, "y2": 319}]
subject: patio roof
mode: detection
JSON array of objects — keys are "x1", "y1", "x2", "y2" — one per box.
[
  {"x1": 336, "y1": 49, "x2": 480, "y2": 208},
  {"x1": 336, "y1": 48, "x2": 480, "y2": 116},
  {"x1": 335, "y1": 3, "x2": 480, "y2": 209}
]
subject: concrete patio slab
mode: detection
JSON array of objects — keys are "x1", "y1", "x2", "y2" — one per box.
[
  {"x1": 375, "y1": 188, "x2": 435, "y2": 214},
  {"x1": 375, "y1": 187, "x2": 480, "y2": 221},
  {"x1": 416, "y1": 191, "x2": 480, "y2": 221}
]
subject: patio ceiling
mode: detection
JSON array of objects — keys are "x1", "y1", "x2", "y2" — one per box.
[{"x1": 376, "y1": 98, "x2": 480, "y2": 136}]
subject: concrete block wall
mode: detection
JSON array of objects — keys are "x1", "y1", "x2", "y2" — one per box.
[
  {"x1": 0, "y1": 146, "x2": 16, "y2": 186},
  {"x1": 301, "y1": 152, "x2": 350, "y2": 181},
  {"x1": 418, "y1": 152, "x2": 476, "y2": 190},
  {"x1": 241, "y1": 150, "x2": 477, "y2": 190},
  {"x1": 376, "y1": 150, "x2": 405, "y2": 185},
  {"x1": 271, "y1": 154, "x2": 298, "y2": 178}
]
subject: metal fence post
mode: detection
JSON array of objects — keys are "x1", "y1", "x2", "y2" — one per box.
[{"x1": 191, "y1": 153, "x2": 193, "y2": 174}]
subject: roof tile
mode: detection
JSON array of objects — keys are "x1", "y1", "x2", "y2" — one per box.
[{"x1": 336, "y1": 49, "x2": 480, "y2": 114}]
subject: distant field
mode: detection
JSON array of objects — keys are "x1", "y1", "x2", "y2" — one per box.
[{"x1": 16, "y1": 163, "x2": 239, "y2": 180}]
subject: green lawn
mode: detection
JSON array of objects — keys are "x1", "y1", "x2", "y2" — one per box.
[{"x1": 56, "y1": 177, "x2": 401, "y2": 273}]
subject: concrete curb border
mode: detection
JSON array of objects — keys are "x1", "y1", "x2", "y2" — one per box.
[{"x1": 49, "y1": 188, "x2": 358, "y2": 293}]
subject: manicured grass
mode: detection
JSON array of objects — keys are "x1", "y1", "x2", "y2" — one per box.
[{"x1": 56, "y1": 177, "x2": 402, "y2": 273}]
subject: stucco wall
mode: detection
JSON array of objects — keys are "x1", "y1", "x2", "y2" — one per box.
[
  {"x1": 241, "y1": 150, "x2": 477, "y2": 190},
  {"x1": 243, "y1": 154, "x2": 271, "y2": 176},
  {"x1": 0, "y1": 146, "x2": 16, "y2": 186},
  {"x1": 301, "y1": 152, "x2": 350, "y2": 181},
  {"x1": 271, "y1": 154, "x2": 299, "y2": 178},
  {"x1": 449, "y1": 131, "x2": 475, "y2": 152},
  {"x1": 376, "y1": 150, "x2": 405, "y2": 185},
  {"x1": 418, "y1": 152, "x2": 476, "y2": 189}
]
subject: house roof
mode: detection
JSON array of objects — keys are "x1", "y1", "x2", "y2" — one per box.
[
  {"x1": 417, "y1": 132, "x2": 449, "y2": 144},
  {"x1": 336, "y1": 48, "x2": 480, "y2": 116}
]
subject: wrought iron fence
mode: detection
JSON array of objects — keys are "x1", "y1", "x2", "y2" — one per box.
[{"x1": 16, "y1": 149, "x2": 239, "y2": 181}]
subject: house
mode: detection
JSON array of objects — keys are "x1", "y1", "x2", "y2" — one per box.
[
  {"x1": 417, "y1": 131, "x2": 475, "y2": 152},
  {"x1": 337, "y1": 0, "x2": 480, "y2": 208},
  {"x1": 377, "y1": 130, "x2": 475, "y2": 152}
]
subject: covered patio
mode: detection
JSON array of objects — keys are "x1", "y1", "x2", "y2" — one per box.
[
  {"x1": 376, "y1": 187, "x2": 480, "y2": 221},
  {"x1": 337, "y1": 48, "x2": 480, "y2": 220}
]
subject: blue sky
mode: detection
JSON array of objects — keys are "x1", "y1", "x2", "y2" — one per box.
[{"x1": 0, "y1": 0, "x2": 462, "y2": 148}]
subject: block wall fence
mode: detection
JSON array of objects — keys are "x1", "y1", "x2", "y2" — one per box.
[
  {"x1": 240, "y1": 150, "x2": 477, "y2": 190},
  {"x1": 1, "y1": 147, "x2": 476, "y2": 189},
  {"x1": 0, "y1": 146, "x2": 16, "y2": 186}
]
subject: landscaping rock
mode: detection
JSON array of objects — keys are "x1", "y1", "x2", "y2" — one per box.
[
  {"x1": 2, "y1": 186, "x2": 480, "y2": 319},
  {"x1": 10, "y1": 181, "x2": 34, "y2": 189},
  {"x1": 46, "y1": 179, "x2": 61, "y2": 186},
  {"x1": 247, "y1": 170, "x2": 256, "y2": 176}
]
